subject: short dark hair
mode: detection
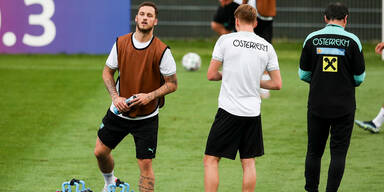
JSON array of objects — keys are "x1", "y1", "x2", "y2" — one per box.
[
  {"x1": 138, "y1": 1, "x2": 158, "y2": 17},
  {"x1": 324, "y1": 2, "x2": 349, "y2": 20},
  {"x1": 234, "y1": 4, "x2": 257, "y2": 24}
]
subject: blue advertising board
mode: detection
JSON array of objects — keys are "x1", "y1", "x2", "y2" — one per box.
[{"x1": 0, "y1": 0, "x2": 131, "y2": 54}]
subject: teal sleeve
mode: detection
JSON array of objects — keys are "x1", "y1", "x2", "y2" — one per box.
[
  {"x1": 298, "y1": 68, "x2": 312, "y2": 83},
  {"x1": 354, "y1": 71, "x2": 365, "y2": 86}
]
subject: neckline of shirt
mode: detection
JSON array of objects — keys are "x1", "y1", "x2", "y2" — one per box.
[
  {"x1": 132, "y1": 32, "x2": 153, "y2": 49},
  {"x1": 326, "y1": 24, "x2": 344, "y2": 29},
  {"x1": 237, "y1": 31, "x2": 255, "y2": 34}
]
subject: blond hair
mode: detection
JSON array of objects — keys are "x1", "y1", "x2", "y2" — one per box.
[{"x1": 234, "y1": 4, "x2": 257, "y2": 24}]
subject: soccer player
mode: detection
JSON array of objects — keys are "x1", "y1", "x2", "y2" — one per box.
[
  {"x1": 299, "y1": 2, "x2": 365, "y2": 192},
  {"x1": 204, "y1": 4, "x2": 282, "y2": 192},
  {"x1": 93, "y1": 2, "x2": 177, "y2": 192},
  {"x1": 354, "y1": 42, "x2": 384, "y2": 133}
]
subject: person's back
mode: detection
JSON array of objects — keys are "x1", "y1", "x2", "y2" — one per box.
[
  {"x1": 299, "y1": 2, "x2": 365, "y2": 192},
  {"x1": 300, "y1": 24, "x2": 364, "y2": 118},
  {"x1": 204, "y1": 4, "x2": 281, "y2": 192},
  {"x1": 214, "y1": 31, "x2": 278, "y2": 116}
]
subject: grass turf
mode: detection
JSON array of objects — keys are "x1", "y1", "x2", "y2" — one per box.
[{"x1": 0, "y1": 40, "x2": 383, "y2": 191}]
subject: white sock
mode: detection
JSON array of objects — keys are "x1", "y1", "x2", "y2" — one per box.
[
  {"x1": 372, "y1": 107, "x2": 384, "y2": 128},
  {"x1": 102, "y1": 171, "x2": 115, "y2": 187}
]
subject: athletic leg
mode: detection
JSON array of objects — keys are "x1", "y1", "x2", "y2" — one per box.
[
  {"x1": 94, "y1": 137, "x2": 116, "y2": 188},
  {"x1": 95, "y1": 137, "x2": 114, "y2": 172},
  {"x1": 254, "y1": 17, "x2": 273, "y2": 43},
  {"x1": 241, "y1": 158, "x2": 256, "y2": 192},
  {"x1": 204, "y1": 155, "x2": 221, "y2": 192},
  {"x1": 238, "y1": 115, "x2": 262, "y2": 191},
  {"x1": 204, "y1": 109, "x2": 243, "y2": 191},
  {"x1": 305, "y1": 111, "x2": 330, "y2": 192},
  {"x1": 130, "y1": 116, "x2": 158, "y2": 192},
  {"x1": 326, "y1": 112, "x2": 354, "y2": 192},
  {"x1": 137, "y1": 159, "x2": 155, "y2": 192},
  {"x1": 372, "y1": 105, "x2": 384, "y2": 128},
  {"x1": 96, "y1": 110, "x2": 132, "y2": 191}
]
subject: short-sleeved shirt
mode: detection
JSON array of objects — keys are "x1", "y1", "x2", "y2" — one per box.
[
  {"x1": 299, "y1": 24, "x2": 365, "y2": 118},
  {"x1": 212, "y1": 31, "x2": 279, "y2": 117},
  {"x1": 105, "y1": 33, "x2": 177, "y2": 120}
]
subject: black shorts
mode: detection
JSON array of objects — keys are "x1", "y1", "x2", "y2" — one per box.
[
  {"x1": 98, "y1": 110, "x2": 158, "y2": 159},
  {"x1": 213, "y1": 2, "x2": 239, "y2": 31},
  {"x1": 254, "y1": 17, "x2": 273, "y2": 43},
  {"x1": 205, "y1": 108, "x2": 264, "y2": 160}
]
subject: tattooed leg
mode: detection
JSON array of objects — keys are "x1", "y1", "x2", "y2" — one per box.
[
  {"x1": 138, "y1": 159, "x2": 155, "y2": 192},
  {"x1": 139, "y1": 175, "x2": 155, "y2": 192}
]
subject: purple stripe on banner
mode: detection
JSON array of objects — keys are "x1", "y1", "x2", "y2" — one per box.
[{"x1": 0, "y1": 0, "x2": 131, "y2": 54}]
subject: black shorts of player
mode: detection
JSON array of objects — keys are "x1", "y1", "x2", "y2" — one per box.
[
  {"x1": 254, "y1": 17, "x2": 273, "y2": 43},
  {"x1": 205, "y1": 108, "x2": 264, "y2": 160},
  {"x1": 98, "y1": 109, "x2": 158, "y2": 159},
  {"x1": 213, "y1": 2, "x2": 239, "y2": 31}
]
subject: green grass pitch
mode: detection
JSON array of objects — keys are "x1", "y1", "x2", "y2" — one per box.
[{"x1": 0, "y1": 40, "x2": 383, "y2": 191}]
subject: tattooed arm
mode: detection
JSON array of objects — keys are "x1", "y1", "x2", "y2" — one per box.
[
  {"x1": 130, "y1": 74, "x2": 178, "y2": 107},
  {"x1": 102, "y1": 66, "x2": 130, "y2": 112}
]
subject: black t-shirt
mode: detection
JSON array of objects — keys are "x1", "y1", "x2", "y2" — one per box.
[{"x1": 300, "y1": 24, "x2": 365, "y2": 118}]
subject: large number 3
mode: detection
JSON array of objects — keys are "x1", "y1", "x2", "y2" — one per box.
[{"x1": 23, "y1": 0, "x2": 56, "y2": 47}]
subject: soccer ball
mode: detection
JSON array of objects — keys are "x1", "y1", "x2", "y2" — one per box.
[{"x1": 182, "y1": 52, "x2": 201, "y2": 71}]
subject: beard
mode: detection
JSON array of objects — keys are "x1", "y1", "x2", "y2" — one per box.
[{"x1": 136, "y1": 23, "x2": 153, "y2": 34}]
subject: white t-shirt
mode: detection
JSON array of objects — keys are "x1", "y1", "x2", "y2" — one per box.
[
  {"x1": 105, "y1": 33, "x2": 177, "y2": 120},
  {"x1": 212, "y1": 31, "x2": 279, "y2": 117}
]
